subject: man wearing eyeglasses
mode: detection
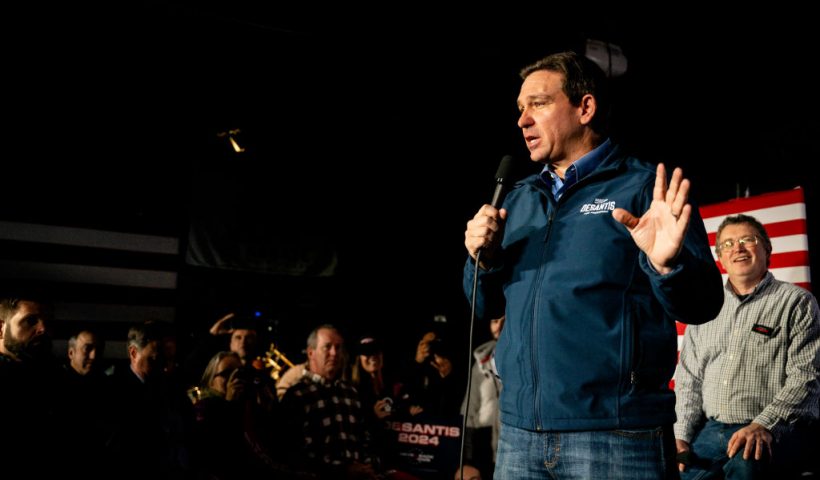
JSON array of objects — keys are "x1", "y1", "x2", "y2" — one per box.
[{"x1": 674, "y1": 214, "x2": 820, "y2": 479}]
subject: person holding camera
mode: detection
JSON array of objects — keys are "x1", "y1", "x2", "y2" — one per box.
[
  {"x1": 191, "y1": 351, "x2": 309, "y2": 479},
  {"x1": 402, "y1": 328, "x2": 465, "y2": 420}
]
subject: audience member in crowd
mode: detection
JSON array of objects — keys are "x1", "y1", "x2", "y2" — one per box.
[
  {"x1": 0, "y1": 292, "x2": 61, "y2": 476},
  {"x1": 403, "y1": 327, "x2": 465, "y2": 420},
  {"x1": 351, "y1": 334, "x2": 401, "y2": 422},
  {"x1": 184, "y1": 312, "x2": 264, "y2": 385},
  {"x1": 191, "y1": 350, "x2": 308, "y2": 478},
  {"x1": 460, "y1": 314, "x2": 504, "y2": 479},
  {"x1": 107, "y1": 321, "x2": 190, "y2": 479},
  {"x1": 280, "y1": 324, "x2": 378, "y2": 479},
  {"x1": 67, "y1": 329, "x2": 104, "y2": 376},
  {"x1": 60, "y1": 328, "x2": 111, "y2": 479},
  {"x1": 351, "y1": 334, "x2": 413, "y2": 469}
]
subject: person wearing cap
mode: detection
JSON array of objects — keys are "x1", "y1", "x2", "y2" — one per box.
[
  {"x1": 350, "y1": 334, "x2": 406, "y2": 475},
  {"x1": 352, "y1": 334, "x2": 421, "y2": 418},
  {"x1": 351, "y1": 335, "x2": 394, "y2": 420}
]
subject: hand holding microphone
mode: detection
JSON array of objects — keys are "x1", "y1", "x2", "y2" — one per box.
[
  {"x1": 461, "y1": 155, "x2": 514, "y2": 480},
  {"x1": 464, "y1": 155, "x2": 514, "y2": 268}
]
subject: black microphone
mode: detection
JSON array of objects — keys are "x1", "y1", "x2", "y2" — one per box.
[
  {"x1": 460, "y1": 155, "x2": 515, "y2": 480},
  {"x1": 490, "y1": 154, "x2": 515, "y2": 208}
]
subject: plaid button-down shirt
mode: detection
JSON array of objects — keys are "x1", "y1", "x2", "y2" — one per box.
[{"x1": 674, "y1": 272, "x2": 820, "y2": 441}]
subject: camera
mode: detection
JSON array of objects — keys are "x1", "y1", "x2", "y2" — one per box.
[
  {"x1": 233, "y1": 366, "x2": 264, "y2": 386},
  {"x1": 425, "y1": 337, "x2": 452, "y2": 362}
]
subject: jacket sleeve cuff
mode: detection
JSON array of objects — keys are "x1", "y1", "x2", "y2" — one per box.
[{"x1": 639, "y1": 252, "x2": 683, "y2": 278}]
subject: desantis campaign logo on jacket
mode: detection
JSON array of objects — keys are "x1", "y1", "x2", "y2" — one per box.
[{"x1": 580, "y1": 198, "x2": 616, "y2": 215}]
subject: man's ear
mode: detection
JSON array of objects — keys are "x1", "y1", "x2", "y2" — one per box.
[
  {"x1": 0, "y1": 319, "x2": 5, "y2": 340},
  {"x1": 578, "y1": 93, "x2": 597, "y2": 126}
]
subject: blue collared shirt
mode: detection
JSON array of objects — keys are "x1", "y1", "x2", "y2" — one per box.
[{"x1": 540, "y1": 138, "x2": 613, "y2": 200}]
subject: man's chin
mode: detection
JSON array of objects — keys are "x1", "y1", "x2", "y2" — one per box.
[{"x1": 529, "y1": 151, "x2": 548, "y2": 163}]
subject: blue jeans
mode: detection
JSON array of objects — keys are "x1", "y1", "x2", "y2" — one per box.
[
  {"x1": 494, "y1": 422, "x2": 677, "y2": 479},
  {"x1": 680, "y1": 420, "x2": 769, "y2": 480}
]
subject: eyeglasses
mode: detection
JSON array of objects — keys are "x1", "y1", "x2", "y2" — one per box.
[{"x1": 717, "y1": 235, "x2": 758, "y2": 252}]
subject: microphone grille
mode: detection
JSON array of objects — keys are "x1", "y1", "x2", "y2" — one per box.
[{"x1": 495, "y1": 155, "x2": 515, "y2": 183}]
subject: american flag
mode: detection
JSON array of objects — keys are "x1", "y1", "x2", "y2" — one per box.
[{"x1": 673, "y1": 187, "x2": 811, "y2": 387}]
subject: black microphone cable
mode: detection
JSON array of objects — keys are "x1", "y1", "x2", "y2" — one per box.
[
  {"x1": 457, "y1": 249, "x2": 483, "y2": 480},
  {"x1": 458, "y1": 155, "x2": 513, "y2": 480}
]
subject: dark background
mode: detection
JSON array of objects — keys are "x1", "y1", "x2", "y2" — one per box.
[{"x1": 4, "y1": 3, "x2": 819, "y2": 355}]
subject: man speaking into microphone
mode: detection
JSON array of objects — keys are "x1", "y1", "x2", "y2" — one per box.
[{"x1": 463, "y1": 51, "x2": 723, "y2": 480}]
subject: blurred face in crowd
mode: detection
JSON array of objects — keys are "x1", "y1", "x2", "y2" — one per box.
[
  {"x1": 230, "y1": 328, "x2": 258, "y2": 362},
  {"x1": 308, "y1": 327, "x2": 344, "y2": 380},
  {"x1": 359, "y1": 352, "x2": 383, "y2": 375},
  {"x1": 69, "y1": 331, "x2": 100, "y2": 375},
  {"x1": 0, "y1": 300, "x2": 51, "y2": 362},
  {"x1": 490, "y1": 315, "x2": 505, "y2": 340},
  {"x1": 129, "y1": 340, "x2": 159, "y2": 381}
]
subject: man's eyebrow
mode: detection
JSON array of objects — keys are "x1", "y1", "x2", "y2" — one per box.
[
  {"x1": 517, "y1": 94, "x2": 552, "y2": 108},
  {"x1": 518, "y1": 93, "x2": 552, "y2": 103}
]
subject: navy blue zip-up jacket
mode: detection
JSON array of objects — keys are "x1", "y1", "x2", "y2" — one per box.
[{"x1": 463, "y1": 146, "x2": 724, "y2": 432}]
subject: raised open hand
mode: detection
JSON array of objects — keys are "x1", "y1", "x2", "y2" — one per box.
[{"x1": 612, "y1": 163, "x2": 691, "y2": 274}]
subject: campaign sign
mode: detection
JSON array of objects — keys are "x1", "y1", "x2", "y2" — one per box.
[{"x1": 382, "y1": 415, "x2": 463, "y2": 477}]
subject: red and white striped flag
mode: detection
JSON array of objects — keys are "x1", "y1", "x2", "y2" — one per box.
[{"x1": 673, "y1": 187, "x2": 811, "y2": 387}]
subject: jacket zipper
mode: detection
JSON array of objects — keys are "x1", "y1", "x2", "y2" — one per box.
[
  {"x1": 531, "y1": 205, "x2": 555, "y2": 430},
  {"x1": 630, "y1": 315, "x2": 639, "y2": 389}
]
